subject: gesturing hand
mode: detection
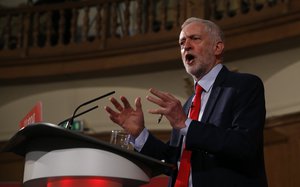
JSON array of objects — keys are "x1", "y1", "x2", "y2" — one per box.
[
  {"x1": 147, "y1": 88, "x2": 187, "y2": 129},
  {"x1": 105, "y1": 96, "x2": 145, "y2": 138}
]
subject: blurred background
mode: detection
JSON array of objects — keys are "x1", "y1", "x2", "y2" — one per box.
[{"x1": 1, "y1": 0, "x2": 300, "y2": 186}]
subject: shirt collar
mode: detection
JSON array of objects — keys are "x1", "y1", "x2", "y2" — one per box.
[{"x1": 195, "y1": 64, "x2": 223, "y2": 92}]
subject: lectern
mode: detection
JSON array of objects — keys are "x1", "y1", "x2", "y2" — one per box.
[{"x1": 2, "y1": 123, "x2": 174, "y2": 187}]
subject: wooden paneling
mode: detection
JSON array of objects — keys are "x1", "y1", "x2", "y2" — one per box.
[
  {"x1": 0, "y1": 152, "x2": 24, "y2": 182},
  {"x1": 264, "y1": 112, "x2": 300, "y2": 187},
  {"x1": 1, "y1": 0, "x2": 300, "y2": 84}
]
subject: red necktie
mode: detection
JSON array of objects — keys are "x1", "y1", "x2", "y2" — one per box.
[{"x1": 174, "y1": 84, "x2": 203, "y2": 187}]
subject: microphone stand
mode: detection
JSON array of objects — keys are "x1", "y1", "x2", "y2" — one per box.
[
  {"x1": 58, "y1": 105, "x2": 98, "y2": 128},
  {"x1": 58, "y1": 91, "x2": 115, "y2": 129}
]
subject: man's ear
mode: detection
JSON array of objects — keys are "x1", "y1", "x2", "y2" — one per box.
[{"x1": 215, "y1": 41, "x2": 224, "y2": 56}]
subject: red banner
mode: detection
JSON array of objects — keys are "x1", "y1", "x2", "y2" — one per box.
[{"x1": 19, "y1": 101, "x2": 43, "y2": 128}]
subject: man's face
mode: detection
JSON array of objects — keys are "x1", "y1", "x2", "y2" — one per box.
[{"x1": 179, "y1": 22, "x2": 220, "y2": 81}]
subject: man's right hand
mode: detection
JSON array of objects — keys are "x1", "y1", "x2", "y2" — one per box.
[{"x1": 105, "y1": 96, "x2": 145, "y2": 138}]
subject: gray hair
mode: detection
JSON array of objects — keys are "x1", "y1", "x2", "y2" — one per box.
[{"x1": 181, "y1": 17, "x2": 224, "y2": 42}]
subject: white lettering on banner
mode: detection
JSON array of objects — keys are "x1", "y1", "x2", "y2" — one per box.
[
  {"x1": 24, "y1": 113, "x2": 36, "y2": 126},
  {"x1": 19, "y1": 101, "x2": 43, "y2": 128}
]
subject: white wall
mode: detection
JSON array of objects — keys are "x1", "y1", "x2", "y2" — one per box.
[
  {"x1": 1, "y1": 46, "x2": 300, "y2": 141},
  {"x1": 226, "y1": 46, "x2": 300, "y2": 117},
  {"x1": 0, "y1": 69, "x2": 189, "y2": 141}
]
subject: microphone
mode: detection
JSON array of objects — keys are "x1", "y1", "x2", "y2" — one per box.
[
  {"x1": 58, "y1": 91, "x2": 115, "y2": 129},
  {"x1": 57, "y1": 105, "x2": 99, "y2": 127}
]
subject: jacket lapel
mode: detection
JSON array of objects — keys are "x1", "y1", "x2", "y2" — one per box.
[
  {"x1": 201, "y1": 66, "x2": 228, "y2": 123},
  {"x1": 201, "y1": 87, "x2": 222, "y2": 123}
]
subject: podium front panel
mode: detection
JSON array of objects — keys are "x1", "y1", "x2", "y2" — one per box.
[{"x1": 24, "y1": 148, "x2": 149, "y2": 186}]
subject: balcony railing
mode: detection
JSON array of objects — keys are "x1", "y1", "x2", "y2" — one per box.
[
  {"x1": 0, "y1": 0, "x2": 299, "y2": 83},
  {"x1": 0, "y1": 0, "x2": 187, "y2": 55}
]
